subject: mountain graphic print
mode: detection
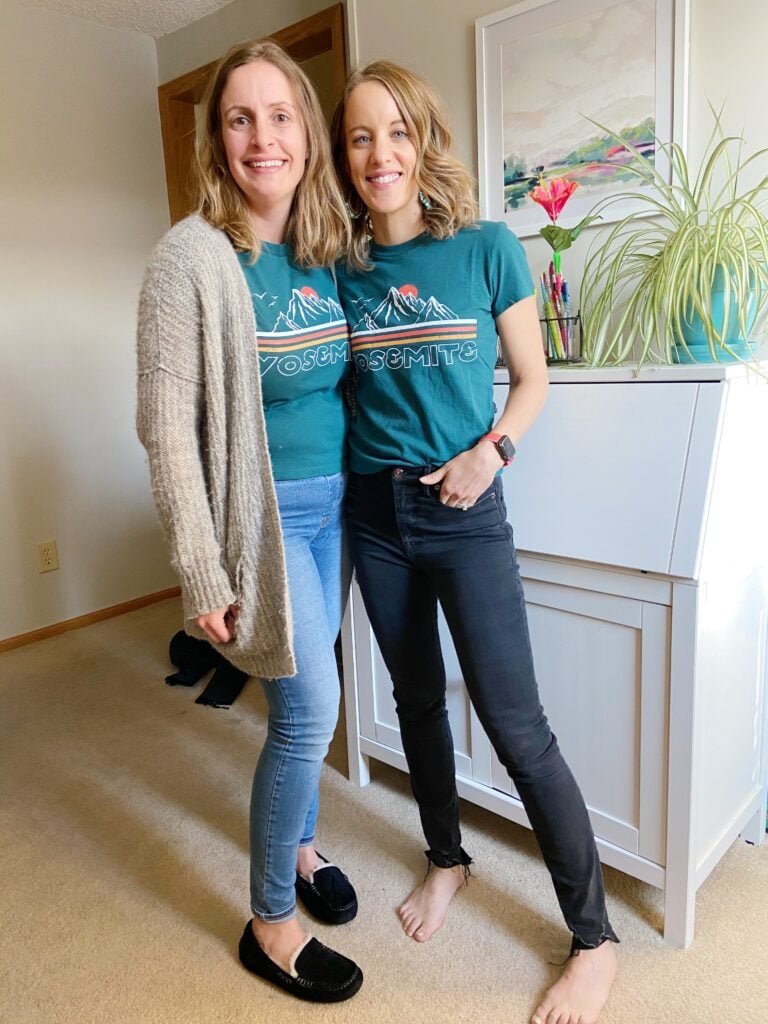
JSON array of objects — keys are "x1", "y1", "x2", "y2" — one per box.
[
  {"x1": 350, "y1": 285, "x2": 478, "y2": 372},
  {"x1": 256, "y1": 286, "x2": 349, "y2": 377}
]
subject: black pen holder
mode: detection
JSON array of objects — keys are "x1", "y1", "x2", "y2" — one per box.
[
  {"x1": 541, "y1": 311, "x2": 582, "y2": 364},
  {"x1": 495, "y1": 311, "x2": 583, "y2": 368}
]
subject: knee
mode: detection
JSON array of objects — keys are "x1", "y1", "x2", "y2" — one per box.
[
  {"x1": 305, "y1": 694, "x2": 341, "y2": 748},
  {"x1": 492, "y1": 717, "x2": 559, "y2": 781},
  {"x1": 393, "y1": 689, "x2": 446, "y2": 726},
  {"x1": 268, "y1": 693, "x2": 340, "y2": 753}
]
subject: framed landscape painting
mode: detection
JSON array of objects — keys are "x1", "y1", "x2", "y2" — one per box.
[{"x1": 475, "y1": 0, "x2": 689, "y2": 235}]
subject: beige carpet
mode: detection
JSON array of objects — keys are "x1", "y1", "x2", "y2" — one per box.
[{"x1": 1, "y1": 598, "x2": 765, "y2": 1024}]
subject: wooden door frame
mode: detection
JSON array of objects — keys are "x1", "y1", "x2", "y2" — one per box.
[{"x1": 157, "y1": 3, "x2": 347, "y2": 224}]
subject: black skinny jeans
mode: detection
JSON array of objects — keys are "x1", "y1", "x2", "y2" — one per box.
[{"x1": 347, "y1": 467, "x2": 618, "y2": 949}]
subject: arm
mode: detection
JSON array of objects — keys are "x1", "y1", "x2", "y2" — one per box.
[
  {"x1": 420, "y1": 294, "x2": 548, "y2": 507},
  {"x1": 137, "y1": 238, "x2": 237, "y2": 641}
]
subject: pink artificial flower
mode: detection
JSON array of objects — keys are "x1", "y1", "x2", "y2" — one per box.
[{"x1": 530, "y1": 177, "x2": 579, "y2": 223}]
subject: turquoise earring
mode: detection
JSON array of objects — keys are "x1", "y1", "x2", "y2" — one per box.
[{"x1": 418, "y1": 190, "x2": 432, "y2": 210}]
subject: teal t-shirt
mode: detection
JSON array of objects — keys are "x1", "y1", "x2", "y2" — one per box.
[
  {"x1": 336, "y1": 221, "x2": 533, "y2": 474},
  {"x1": 238, "y1": 243, "x2": 349, "y2": 480}
]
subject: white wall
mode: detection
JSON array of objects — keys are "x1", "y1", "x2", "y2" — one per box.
[
  {"x1": 687, "y1": 0, "x2": 765, "y2": 167},
  {"x1": 0, "y1": 6, "x2": 174, "y2": 640}
]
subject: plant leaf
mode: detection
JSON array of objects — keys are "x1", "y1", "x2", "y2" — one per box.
[
  {"x1": 569, "y1": 214, "x2": 602, "y2": 241},
  {"x1": 540, "y1": 225, "x2": 573, "y2": 251}
]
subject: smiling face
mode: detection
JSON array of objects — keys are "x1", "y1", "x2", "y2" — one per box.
[
  {"x1": 220, "y1": 60, "x2": 308, "y2": 236},
  {"x1": 343, "y1": 80, "x2": 422, "y2": 241}
]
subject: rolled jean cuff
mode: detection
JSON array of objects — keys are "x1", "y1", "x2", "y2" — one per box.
[
  {"x1": 425, "y1": 847, "x2": 473, "y2": 870},
  {"x1": 251, "y1": 904, "x2": 297, "y2": 924},
  {"x1": 570, "y1": 926, "x2": 620, "y2": 954}
]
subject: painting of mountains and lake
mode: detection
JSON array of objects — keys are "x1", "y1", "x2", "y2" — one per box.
[
  {"x1": 472, "y1": 0, "x2": 690, "y2": 237},
  {"x1": 504, "y1": 118, "x2": 655, "y2": 211},
  {"x1": 501, "y1": 0, "x2": 656, "y2": 214}
]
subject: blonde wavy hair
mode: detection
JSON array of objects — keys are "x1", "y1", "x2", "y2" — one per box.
[
  {"x1": 195, "y1": 39, "x2": 349, "y2": 266},
  {"x1": 330, "y1": 60, "x2": 478, "y2": 269}
]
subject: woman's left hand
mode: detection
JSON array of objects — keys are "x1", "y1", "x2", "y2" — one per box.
[{"x1": 420, "y1": 443, "x2": 502, "y2": 509}]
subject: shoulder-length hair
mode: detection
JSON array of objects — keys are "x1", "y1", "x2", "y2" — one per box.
[
  {"x1": 330, "y1": 60, "x2": 478, "y2": 270},
  {"x1": 195, "y1": 38, "x2": 349, "y2": 267}
]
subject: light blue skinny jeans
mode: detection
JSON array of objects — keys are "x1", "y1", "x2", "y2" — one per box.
[{"x1": 249, "y1": 472, "x2": 346, "y2": 921}]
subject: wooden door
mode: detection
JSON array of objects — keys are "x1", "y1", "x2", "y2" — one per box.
[{"x1": 157, "y1": 4, "x2": 347, "y2": 224}]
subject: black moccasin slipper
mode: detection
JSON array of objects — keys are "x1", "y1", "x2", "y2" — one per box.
[
  {"x1": 295, "y1": 853, "x2": 358, "y2": 924},
  {"x1": 238, "y1": 922, "x2": 363, "y2": 1003}
]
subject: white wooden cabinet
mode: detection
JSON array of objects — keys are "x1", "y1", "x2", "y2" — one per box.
[{"x1": 341, "y1": 364, "x2": 768, "y2": 947}]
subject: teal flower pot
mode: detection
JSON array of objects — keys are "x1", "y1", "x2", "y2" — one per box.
[{"x1": 674, "y1": 266, "x2": 758, "y2": 363}]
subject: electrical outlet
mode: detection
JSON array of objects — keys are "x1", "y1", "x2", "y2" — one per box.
[{"x1": 35, "y1": 539, "x2": 59, "y2": 574}]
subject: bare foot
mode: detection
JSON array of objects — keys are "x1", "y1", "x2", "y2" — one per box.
[
  {"x1": 397, "y1": 864, "x2": 466, "y2": 942},
  {"x1": 532, "y1": 940, "x2": 618, "y2": 1024},
  {"x1": 250, "y1": 917, "x2": 310, "y2": 974},
  {"x1": 296, "y1": 844, "x2": 323, "y2": 880}
]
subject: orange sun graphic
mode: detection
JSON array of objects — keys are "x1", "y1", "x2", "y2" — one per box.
[
  {"x1": 300, "y1": 286, "x2": 319, "y2": 298},
  {"x1": 398, "y1": 284, "x2": 418, "y2": 298}
]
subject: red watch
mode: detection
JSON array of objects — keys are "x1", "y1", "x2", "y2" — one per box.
[{"x1": 481, "y1": 431, "x2": 516, "y2": 466}]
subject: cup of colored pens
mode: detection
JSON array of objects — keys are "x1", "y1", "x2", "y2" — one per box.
[{"x1": 539, "y1": 263, "x2": 582, "y2": 363}]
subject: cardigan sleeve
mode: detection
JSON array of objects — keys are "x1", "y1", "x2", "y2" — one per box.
[{"x1": 136, "y1": 238, "x2": 236, "y2": 617}]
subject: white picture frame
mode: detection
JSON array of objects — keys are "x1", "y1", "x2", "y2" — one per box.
[{"x1": 475, "y1": 0, "x2": 689, "y2": 236}]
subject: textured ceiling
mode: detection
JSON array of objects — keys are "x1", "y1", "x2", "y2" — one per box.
[{"x1": 21, "y1": 0, "x2": 236, "y2": 38}]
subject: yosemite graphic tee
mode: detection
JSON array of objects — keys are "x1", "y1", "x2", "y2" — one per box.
[
  {"x1": 336, "y1": 221, "x2": 533, "y2": 474},
  {"x1": 238, "y1": 242, "x2": 349, "y2": 480}
]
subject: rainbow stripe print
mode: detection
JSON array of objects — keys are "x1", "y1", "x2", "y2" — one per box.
[{"x1": 349, "y1": 285, "x2": 477, "y2": 372}]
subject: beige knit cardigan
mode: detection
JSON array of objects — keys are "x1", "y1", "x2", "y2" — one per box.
[{"x1": 136, "y1": 214, "x2": 295, "y2": 678}]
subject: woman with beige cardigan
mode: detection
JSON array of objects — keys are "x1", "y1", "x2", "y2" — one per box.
[{"x1": 137, "y1": 40, "x2": 361, "y2": 1003}]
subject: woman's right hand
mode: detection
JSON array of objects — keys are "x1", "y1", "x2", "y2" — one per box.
[{"x1": 195, "y1": 604, "x2": 239, "y2": 644}]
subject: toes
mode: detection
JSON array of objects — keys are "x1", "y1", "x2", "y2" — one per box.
[
  {"x1": 416, "y1": 919, "x2": 441, "y2": 942},
  {"x1": 531, "y1": 1006, "x2": 557, "y2": 1024}
]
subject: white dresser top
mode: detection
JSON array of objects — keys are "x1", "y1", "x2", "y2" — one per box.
[{"x1": 494, "y1": 360, "x2": 768, "y2": 386}]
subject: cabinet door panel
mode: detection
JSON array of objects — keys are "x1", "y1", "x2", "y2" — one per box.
[
  {"x1": 353, "y1": 580, "x2": 475, "y2": 780},
  {"x1": 350, "y1": 570, "x2": 670, "y2": 861},
  {"x1": 489, "y1": 582, "x2": 669, "y2": 860}
]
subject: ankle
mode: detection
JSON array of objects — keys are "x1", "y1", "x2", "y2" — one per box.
[
  {"x1": 575, "y1": 941, "x2": 619, "y2": 965},
  {"x1": 250, "y1": 915, "x2": 304, "y2": 944},
  {"x1": 296, "y1": 845, "x2": 321, "y2": 878},
  {"x1": 570, "y1": 937, "x2": 619, "y2": 960},
  {"x1": 426, "y1": 862, "x2": 468, "y2": 886}
]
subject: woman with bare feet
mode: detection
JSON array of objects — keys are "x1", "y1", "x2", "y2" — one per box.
[
  {"x1": 330, "y1": 61, "x2": 618, "y2": 1024},
  {"x1": 137, "y1": 40, "x2": 361, "y2": 1003}
]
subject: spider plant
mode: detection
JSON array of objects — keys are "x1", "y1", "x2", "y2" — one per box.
[{"x1": 581, "y1": 110, "x2": 768, "y2": 366}]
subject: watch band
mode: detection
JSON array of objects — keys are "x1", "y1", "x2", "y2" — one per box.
[{"x1": 481, "y1": 431, "x2": 516, "y2": 466}]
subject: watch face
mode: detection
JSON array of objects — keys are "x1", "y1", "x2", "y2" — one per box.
[{"x1": 498, "y1": 435, "x2": 516, "y2": 460}]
